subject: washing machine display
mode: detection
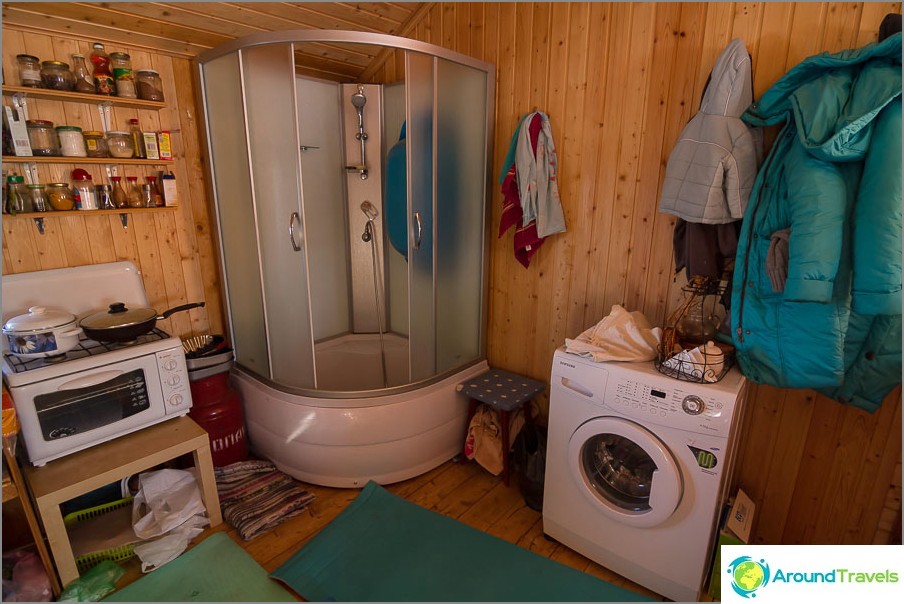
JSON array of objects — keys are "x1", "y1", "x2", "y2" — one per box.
[{"x1": 544, "y1": 348, "x2": 747, "y2": 602}]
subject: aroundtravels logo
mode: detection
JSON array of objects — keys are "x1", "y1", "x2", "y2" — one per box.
[{"x1": 727, "y1": 556, "x2": 771, "y2": 598}]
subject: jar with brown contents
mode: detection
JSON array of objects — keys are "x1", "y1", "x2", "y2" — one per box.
[{"x1": 46, "y1": 183, "x2": 75, "y2": 211}]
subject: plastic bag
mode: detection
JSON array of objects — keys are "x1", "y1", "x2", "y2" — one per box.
[
  {"x1": 512, "y1": 423, "x2": 548, "y2": 511},
  {"x1": 58, "y1": 559, "x2": 124, "y2": 602},
  {"x1": 2, "y1": 548, "x2": 52, "y2": 602},
  {"x1": 133, "y1": 514, "x2": 208, "y2": 573},
  {"x1": 132, "y1": 468, "x2": 206, "y2": 539},
  {"x1": 464, "y1": 406, "x2": 504, "y2": 475}
]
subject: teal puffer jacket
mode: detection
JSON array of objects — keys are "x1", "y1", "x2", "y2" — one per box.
[{"x1": 731, "y1": 34, "x2": 902, "y2": 412}]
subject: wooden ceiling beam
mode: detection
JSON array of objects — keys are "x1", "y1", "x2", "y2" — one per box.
[{"x1": 359, "y1": 1, "x2": 435, "y2": 82}]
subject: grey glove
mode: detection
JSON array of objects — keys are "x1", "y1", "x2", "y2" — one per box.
[{"x1": 765, "y1": 228, "x2": 791, "y2": 292}]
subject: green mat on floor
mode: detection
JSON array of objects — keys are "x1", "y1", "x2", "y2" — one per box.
[
  {"x1": 104, "y1": 532, "x2": 295, "y2": 602},
  {"x1": 271, "y1": 481, "x2": 652, "y2": 602}
]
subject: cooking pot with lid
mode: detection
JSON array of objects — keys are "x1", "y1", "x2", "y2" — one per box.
[
  {"x1": 2, "y1": 306, "x2": 83, "y2": 358},
  {"x1": 80, "y1": 301, "x2": 205, "y2": 342}
]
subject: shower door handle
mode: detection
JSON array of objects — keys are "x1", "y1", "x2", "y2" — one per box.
[
  {"x1": 412, "y1": 212, "x2": 423, "y2": 250},
  {"x1": 288, "y1": 211, "x2": 302, "y2": 252}
]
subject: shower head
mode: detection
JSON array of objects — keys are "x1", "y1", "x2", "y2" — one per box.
[
  {"x1": 361, "y1": 200, "x2": 379, "y2": 222},
  {"x1": 350, "y1": 85, "x2": 367, "y2": 110}
]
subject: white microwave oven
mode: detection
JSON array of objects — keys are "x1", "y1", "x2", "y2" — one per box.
[{"x1": 2, "y1": 332, "x2": 192, "y2": 466}]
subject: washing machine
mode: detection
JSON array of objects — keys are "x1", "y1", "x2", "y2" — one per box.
[{"x1": 542, "y1": 347, "x2": 748, "y2": 602}]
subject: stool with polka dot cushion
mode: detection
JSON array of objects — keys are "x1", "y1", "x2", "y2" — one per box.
[{"x1": 457, "y1": 368, "x2": 546, "y2": 485}]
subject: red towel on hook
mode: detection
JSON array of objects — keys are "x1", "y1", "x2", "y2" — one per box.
[{"x1": 499, "y1": 113, "x2": 543, "y2": 268}]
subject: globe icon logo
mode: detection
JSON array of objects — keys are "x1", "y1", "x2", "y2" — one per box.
[{"x1": 727, "y1": 556, "x2": 770, "y2": 598}]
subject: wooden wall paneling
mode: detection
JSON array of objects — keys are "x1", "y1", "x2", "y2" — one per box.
[
  {"x1": 129, "y1": 212, "x2": 172, "y2": 332},
  {"x1": 31, "y1": 218, "x2": 68, "y2": 271},
  {"x1": 563, "y1": 2, "x2": 611, "y2": 341},
  {"x1": 730, "y1": 3, "x2": 766, "y2": 63},
  {"x1": 469, "y1": 3, "x2": 485, "y2": 61},
  {"x1": 83, "y1": 214, "x2": 118, "y2": 264},
  {"x1": 785, "y1": 3, "x2": 829, "y2": 70},
  {"x1": 441, "y1": 3, "x2": 456, "y2": 52},
  {"x1": 454, "y1": 2, "x2": 472, "y2": 57},
  {"x1": 752, "y1": 4, "x2": 795, "y2": 98},
  {"x1": 153, "y1": 211, "x2": 193, "y2": 339},
  {"x1": 822, "y1": 3, "x2": 866, "y2": 53},
  {"x1": 57, "y1": 214, "x2": 92, "y2": 267},
  {"x1": 691, "y1": 3, "x2": 735, "y2": 110},
  {"x1": 857, "y1": 2, "x2": 903, "y2": 44},
  {"x1": 2, "y1": 219, "x2": 42, "y2": 273}
]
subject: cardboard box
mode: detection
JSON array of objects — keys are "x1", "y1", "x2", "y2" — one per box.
[
  {"x1": 157, "y1": 131, "x2": 172, "y2": 159},
  {"x1": 708, "y1": 489, "x2": 756, "y2": 600},
  {"x1": 3, "y1": 105, "x2": 32, "y2": 157},
  {"x1": 161, "y1": 173, "x2": 178, "y2": 206},
  {"x1": 142, "y1": 132, "x2": 159, "y2": 160}
]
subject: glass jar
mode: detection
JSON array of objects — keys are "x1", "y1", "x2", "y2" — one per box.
[
  {"x1": 83, "y1": 131, "x2": 109, "y2": 158},
  {"x1": 111, "y1": 177, "x2": 128, "y2": 208},
  {"x1": 126, "y1": 176, "x2": 143, "y2": 208},
  {"x1": 105, "y1": 131, "x2": 134, "y2": 158},
  {"x1": 26, "y1": 120, "x2": 60, "y2": 156},
  {"x1": 96, "y1": 184, "x2": 115, "y2": 210},
  {"x1": 71, "y1": 169, "x2": 98, "y2": 210},
  {"x1": 40, "y1": 60, "x2": 75, "y2": 91},
  {"x1": 56, "y1": 126, "x2": 87, "y2": 157},
  {"x1": 71, "y1": 53, "x2": 96, "y2": 94},
  {"x1": 135, "y1": 68, "x2": 164, "y2": 102},
  {"x1": 27, "y1": 184, "x2": 48, "y2": 212},
  {"x1": 16, "y1": 54, "x2": 42, "y2": 88},
  {"x1": 46, "y1": 183, "x2": 75, "y2": 211},
  {"x1": 6, "y1": 175, "x2": 29, "y2": 214},
  {"x1": 140, "y1": 183, "x2": 155, "y2": 208},
  {"x1": 110, "y1": 52, "x2": 137, "y2": 99}
]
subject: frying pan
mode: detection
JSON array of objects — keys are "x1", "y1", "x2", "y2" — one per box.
[{"x1": 80, "y1": 301, "x2": 205, "y2": 342}]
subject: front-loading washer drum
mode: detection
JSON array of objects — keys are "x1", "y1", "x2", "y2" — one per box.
[{"x1": 569, "y1": 416, "x2": 683, "y2": 527}]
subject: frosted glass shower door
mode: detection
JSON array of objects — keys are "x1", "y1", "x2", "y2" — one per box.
[{"x1": 242, "y1": 44, "x2": 316, "y2": 389}]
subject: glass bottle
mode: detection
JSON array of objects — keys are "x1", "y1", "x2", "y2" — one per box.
[
  {"x1": 128, "y1": 118, "x2": 146, "y2": 158},
  {"x1": 126, "y1": 176, "x2": 143, "y2": 208},
  {"x1": 89, "y1": 42, "x2": 115, "y2": 95},
  {"x1": 6, "y1": 175, "x2": 28, "y2": 214},
  {"x1": 27, "y1": 184, "x2": 48, "y2": 212},
  {"x1": 140, "y1": 183, "x2": 155, "y2": 208},
  {"x1": 145, "y1": 176, "x2": 163, "y2": 207},
  {"x1": 110, "y1": 52, "x2": 136, "y2": 98},
  {"x1": 111, "y1": 176, "x2": 128, "y2": 209},
  {"x1": 96, "y1": 184, "x2": 115, "y2": 210},
  {"x1": 16, "y1": 54, "x2": 42, "y2": 88},
  {"x1": 71, "y1": 53, "x2": 96, "y2": 94}
]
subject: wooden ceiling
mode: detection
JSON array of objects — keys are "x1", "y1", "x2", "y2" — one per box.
[{"x1": 1, "y1": 2, "x2": 431, "y2": 81}]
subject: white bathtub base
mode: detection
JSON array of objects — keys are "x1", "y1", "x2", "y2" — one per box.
[{"x1": 232, "y1": 360, "x2": 488, "y2": 488}]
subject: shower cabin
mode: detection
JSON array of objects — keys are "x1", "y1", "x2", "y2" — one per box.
[{"x1": 196, "y1": 31, "x2": 494, "y2": 487}]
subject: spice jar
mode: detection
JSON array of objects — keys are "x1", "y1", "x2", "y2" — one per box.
[
  {"x1": 46, "y1": 183, "x2": 75, "y2": 211},
  {"x1": 135, "y1": 68, "x2": 164, "y2": 101},
  {"x1": 26, "y1": 120, "x2": 60, "y2": 156},
  {"x1": 6, "y1": 176, "x2": 28, "y2": 214},
  {"x1": 16, "y1": 54, "x2": 42, "y2": 88},
  {"x1": 27, "y1": 184, "x2": 48, "y2": 212},
  {"x1": 110, "y1": 52, "x2": 137, "y2": 99},
  {"x1": 40, "y1": 60, "x2": 75, "y2": 91},
  {"x1": 71, "y1": 169, "x2": 98, "y2": 210},
  {"x1": 96, "y1": 184, "x2": 115, "y2": 210},
  {"x1": 105, "y1": 131, "x2": 134, "y2": 158},
  {"x1": 71, "y1": 53, "x2": 96, "y2": 94},
  {"x1": 56, "y1": 126, "x2": 87, "y2": 157},
  {"x1": 126, "y1": 176, "x2": 143, "y2": 208},
  {"x1": 83, "y1": 131, "x2": 109, "y2": 158}
]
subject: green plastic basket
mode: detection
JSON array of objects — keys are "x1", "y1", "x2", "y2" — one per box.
[{"x1": 63, "y1": 496, "x2": 137, "y2": 573}]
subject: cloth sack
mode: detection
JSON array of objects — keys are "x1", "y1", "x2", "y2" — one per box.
[
  {"x1": 464, "y1": 406, "x2": 504, "y2": 476},
  {"x1": 565, "y1": 305, "x2": 662, "y2": 362}
]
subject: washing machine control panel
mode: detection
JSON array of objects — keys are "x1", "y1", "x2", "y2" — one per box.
[{"x1": 608, "y1": 378, "x2": 732, "y2": 435}]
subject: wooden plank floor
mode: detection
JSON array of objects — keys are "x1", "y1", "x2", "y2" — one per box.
[{"x1": 109, "y1": 459, "x2": 665, "y2": 601}]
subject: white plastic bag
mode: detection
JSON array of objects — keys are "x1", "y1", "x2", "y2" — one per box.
[
  {"x1": 132, "y1": 515, "x2": 209, "y2": 573},
  {"x1": 131, "y1": 469, "x2": 206, "y2": 539}
]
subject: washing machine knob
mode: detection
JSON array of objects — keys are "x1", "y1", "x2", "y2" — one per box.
[{"x1": 682, "y1": 395, "x2": 705, "y2": 415}]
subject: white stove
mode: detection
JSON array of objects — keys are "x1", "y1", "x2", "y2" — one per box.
[{"x1": 2, "y1": 262, "x2": 192, "y2": 466}]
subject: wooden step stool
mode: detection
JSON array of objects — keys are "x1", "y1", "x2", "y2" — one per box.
[{"x1": 458, "y1": 368, "x2": 546, "y2": 485}]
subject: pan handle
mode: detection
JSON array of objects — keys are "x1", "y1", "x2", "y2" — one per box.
[{"x1": 157, "y1": 301, "x2": 206, "y2": 320}]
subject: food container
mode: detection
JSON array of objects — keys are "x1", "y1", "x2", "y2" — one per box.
[
  {"x1": 2, "y1": 306, "x2": 83, "y2": 359},
  {"x1": 105, "y1": 131, "x2": 134, "y2": 158},
  {"x1": 110, "y1": 52, "x2": 136, "y2": 99},
  {"x1": 83, "y1": 131, "x2": 109, "y2": 158},
  {"x1": 135, "y1": 68, "x2": 164, "y2": 102},
  {"x1": 26, "y1": 120, "x2": 60, "y2": 156},
  {"x1": 27, "y1": 184, "x2": 48, "y2": 212},
  {"x1": 46, "y1": 183, "x2": 76, "y2": 211},
  {"x1": 40, "y1": 60, "x2": 75, "y2": 91},
  {"x1": 71, "y1": 168, "x2": 98, "y2": 210},
  {"x1": 16, "y1": 54, "x2": 42, "y2": 88},
  {"x1": 56, "y1": 126, "x2": 87, "y2": 157}
]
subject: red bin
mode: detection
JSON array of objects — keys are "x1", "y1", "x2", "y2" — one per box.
[{"x1": 189, "y1": 368, "x2": 249, "y2": 467}]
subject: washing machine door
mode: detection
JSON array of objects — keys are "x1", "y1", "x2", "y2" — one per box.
[{"x1": 568, "y1": 416, "x2": 683, "y2": 528}]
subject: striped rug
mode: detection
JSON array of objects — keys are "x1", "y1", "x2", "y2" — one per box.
[{"x1": 214, "y1": 460, "x2": 315, "y2": 541}]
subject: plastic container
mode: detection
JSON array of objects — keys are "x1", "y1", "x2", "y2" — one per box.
[
  {"x1": 56, "y1": 126, "x2": 87, "y2": 157},
  {"x1": 27, "y1": 184, "x2": 48, "y2": 212},
  {"x1": 105, "y1": 131, "x2": 133, "y2": 158},
  {"x1": 135, "y1": 68, "x2": 164, "y2": 101},
  {"x1": 83, "y1": 131, "x2": 109, "y2": 158},
  {"x1": 16, "y1": 54, "x2": 42, "y2": 88},
  {"x1": 71, "y1": 53, "x2": 96, "y2": 94},
  {"x1": 71, "y1": 169, "x2": 98, "y2": 210},
  {"x1": 110, "y1": 52, "x2": 136, "y2": 99},
  {"x1": 46, "y1": 183, "x2": 76, "y2": 211},
  {"x1": 40, "y1": 60, "x2": 75, "y2": 91},
  {"x1": 62, "y1": 497, "x2": 137, "y2": 573},
  {"x1": 26, "y1": 119, "x2": 60, "y2": 156},
  {"x1": 90, "y1": 43, "x2": 115, "y2": 96}
]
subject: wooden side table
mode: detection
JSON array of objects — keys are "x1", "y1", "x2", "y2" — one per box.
[{"x1": 21, "y1": 416, "x2": 222, "y2": 588}]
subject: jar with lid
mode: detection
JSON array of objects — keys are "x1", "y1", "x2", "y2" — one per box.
[
  {"x1": 105, "y1": 131, "x2": 134, "y2": 158},
  {"x1": 110, "y1": 176, "x2": 128, "y2": 208},
  {"x1": 146, "y1": 176, "x2": 164, "y2": 207},
  {"x1": 70, "y1": 53, "x2": 96, "y2": 94},
  {"x1": 16, "y1": 54, "x2": 42, "y2": 88},
  {"x1": 40, "y1": 61, "x2": 75, "y2": 91},
  {"x1": 56, "y1": 126, "x2": 87, "y2": 157},
  {"x1": 71, "y1": 169, "x2": 98, "y2": 210},
  {"x1": 90, "y1": 43, "x2": 115, "y2": 96},
  {"x1": 110, "y1": 52, "x2": 136, "y2": 98},
  {"x1": 46, "y1": 183, "x2": 75, "y2": 211},
  {"x1": 96, "y1": 184, "x2": 115, "y2": 210},
  {"x1": 27, "y1": 184, "x2": 48, "y2": 212},
  {"x1": 26, "y1": 120, "x2": 60, "y2": 156},
  {"x1": 135, "y1": 68, "x2": 164, "y2": 102},
  {"x1": 83, "y1": 131, "x2": 109, "y2": 158},
  {"x1": 126, "y1": 176, "x2": 143, "y2": 208},
  {"x1": 6, "y1": 175, "x2": 29, "y2": 214}
]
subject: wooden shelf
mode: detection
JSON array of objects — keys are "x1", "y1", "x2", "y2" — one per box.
[
  {"x1": 2, "y1": 155, "x2": 173, "y2": 166},
  {"x1": 2, "y1": 85, "x2": 166, "y2": 110},
  {"x1": 5, "y1": 207, "x2": 176, "y2": 219}
]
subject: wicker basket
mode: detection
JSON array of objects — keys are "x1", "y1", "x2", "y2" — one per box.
[{"x1": 62, "y1": 496, "x2": 137, "y2": 573}]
